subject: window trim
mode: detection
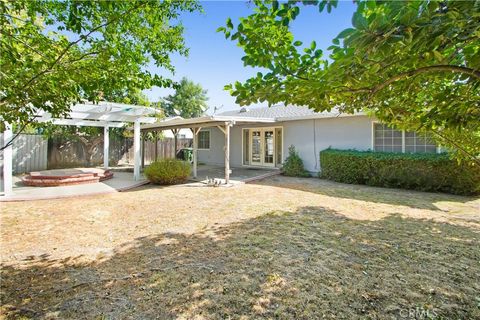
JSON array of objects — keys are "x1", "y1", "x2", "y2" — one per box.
[
  {"x1": 371, "y1": 121, "x2": 439, "y2": 154},
  {"x1": 197, "y1": 129, "x2": 211, "y2": 150}
]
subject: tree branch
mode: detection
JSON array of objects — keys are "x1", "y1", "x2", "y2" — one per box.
[
  {"x1": 1, "y1": 2, "x2": 147, "y2": 103},
  {"x1": 333, "y1": 65, "x2": 480, "y2": 95}
]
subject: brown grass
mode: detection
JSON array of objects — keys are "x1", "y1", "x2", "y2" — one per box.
[{"x1": 1, "y1": 176, "x2": 479, "y2": 319}]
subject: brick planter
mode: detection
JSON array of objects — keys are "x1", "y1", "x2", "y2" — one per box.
[{"x1": 22, "y1": 168, "x2": 113, "y2": 187}]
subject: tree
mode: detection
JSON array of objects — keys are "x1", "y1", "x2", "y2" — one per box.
[
  {"x1": 158, "y1": 77, "x2": 209, "y2": 118},
  {"x1": 0, "y1": 0, "x2": 200, "y2": 131},
  {"x1": 219, "y1": 0, "x2": 480, "y2": 164}
]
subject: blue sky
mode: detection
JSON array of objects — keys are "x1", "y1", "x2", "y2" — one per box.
[{"x1": 144, "y1": 0, "x2": 356, "y2": 114}]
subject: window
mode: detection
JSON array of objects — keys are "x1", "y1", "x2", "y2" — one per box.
[
  {"x1": 198, "y1": 130, "x2": 210, "y2": 149},
  {"x1": 405, "y1": 131, "x2": 437, "y2": 153},
  {"x1": 373, "y1": 123, "x2": 437, "y2": 154},
  {"x1": 374, "y1": 123, "x2": 403, "y2": 152}
]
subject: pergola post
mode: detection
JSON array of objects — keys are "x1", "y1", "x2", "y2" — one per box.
[
  {"x1": 171, "y1": 129, "x2": 179, "y2": 157},
  {"x1": 191, "y1": 127, "x2": 201, "y2": 179},
  {"x1": 154, "y1": 134, "x2": 158, "y2": 161},
  {"x1": 133, "y1": 119, "x2": 141, "y2": 181},
  {"x1": 103, "y1": 124, "x2": 109, "y2": 169},
  {"x1": 2, "y1": 123, "x2": 13, "y2": 196},
  {"x1": 224, "y1": 123, "x2": 230, "y2": 184},
  {"x1": 141, "y1": 132, "x2": 145, "y2": 168}
]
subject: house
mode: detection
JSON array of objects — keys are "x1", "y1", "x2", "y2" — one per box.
[{"x1": 142, "y1": 105, "x2": 438, "y2": 181}]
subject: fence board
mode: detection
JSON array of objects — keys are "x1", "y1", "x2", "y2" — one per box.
[{"x1": 0, "y1": 133, "x2": 48, "y2": 174}]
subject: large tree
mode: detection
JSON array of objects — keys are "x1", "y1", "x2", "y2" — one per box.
[
  {"x1": 219, "y1": 0, "x2": 480, "y2": 164},
  {"x1": 0, "y1": 0, "x2": 199, "y2": 131},
  {"x1": 159, "y1": 77, "x2": 208, "y2": 118}
]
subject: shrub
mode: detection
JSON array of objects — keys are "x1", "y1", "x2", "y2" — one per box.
[
  {"x1": 282, "y1": 145, "x2": 310, "y2": 177},
  {"x1": 319, "y1": 149, "x2": 480, "y2": 196},
  {"x1": 144, "y1": 159, "x2": 191, "y2": 185}
]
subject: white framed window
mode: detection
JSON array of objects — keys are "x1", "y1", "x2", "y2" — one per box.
[
  {"x1": 198, "y1": 130, "x2": 210, "y2": 150},
  {"x1": 374, "y1": 123, "x2": 403, "y2": 152},
  {"x1": 405, "y1": 131, "x2": 437, "y2": 153},
  {"x1": 373, "y1": 123, "x2": 437, "y2": 154}
]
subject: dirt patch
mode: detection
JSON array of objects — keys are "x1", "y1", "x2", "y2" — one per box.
[{"x1": 1, "y1": 176, "x2": 479, "y2": 319}]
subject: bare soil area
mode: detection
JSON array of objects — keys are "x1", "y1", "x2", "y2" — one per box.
[{"x1": 1, "y1": 176, "x2": 479, "y2": 319}]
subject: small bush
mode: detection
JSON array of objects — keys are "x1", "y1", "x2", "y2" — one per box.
[
  {"x1": 319, "y1": 149, "x2": 480, "y2": 195},
  {"x1": 282, "y1": 145, "x2": 310, "y2": 177},
  {"x1": 144, "y1": 159, "x2": 191, "y2": 185}
]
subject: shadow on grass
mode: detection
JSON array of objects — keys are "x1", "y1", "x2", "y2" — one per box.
[
  {"x1": 1, "y1": 207, "x2": 479, "y2": 319},
  {"x1": 253, "y1": 175, "x2": 479, "y2": 211}
]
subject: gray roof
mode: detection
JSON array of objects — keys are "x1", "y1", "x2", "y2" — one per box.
[{"x1": 217, "y1": 105, "x2": 341, "y2": 119}]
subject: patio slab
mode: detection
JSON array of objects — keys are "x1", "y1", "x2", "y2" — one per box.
[
  {"x1": 1, "y1": 171, "x2": 148, "y2": 202},
  {"x1": 191, "y1": 165, "x2": 280, "y2": 185}
]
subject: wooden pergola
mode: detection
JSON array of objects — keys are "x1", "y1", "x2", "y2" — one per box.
[
  {"x1": 2, "y1": 101, "x2": 159, "y2": 196},
  {"x1": 142, "y1": 115, "x2": 275, "y2": 184}
]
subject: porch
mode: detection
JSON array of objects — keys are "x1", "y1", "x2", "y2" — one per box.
[{"x1": 142, "y1": 115, "x2": 280, "y2": 185}]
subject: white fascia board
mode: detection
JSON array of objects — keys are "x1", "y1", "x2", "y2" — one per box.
[
  {"x1": 212, "y1": 116, "x2": 276, "y2": 123},
  {"x1": 141, "y1": 115, "x2": 276, "y2": 130},
  {"x1": 36, "y1": 118, "x2": 126, "y2": 127}
]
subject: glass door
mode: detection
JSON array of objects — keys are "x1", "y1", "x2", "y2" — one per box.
[
  {"x1": 248, "y1": 128, "x2": 276, "y2": 167},
  {"x1": 263, "y1": 130, "x2": 275, "y2": 167},
  {"x1": 250, "y1": 130, "x2": 262, "y2": 166}
]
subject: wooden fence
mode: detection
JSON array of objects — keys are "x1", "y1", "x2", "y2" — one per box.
[
  {"x1": 0, "y1": 133, "x2": 191, "y2": 176},
  {"x1": 142, "y1": 137, "x2": 192, "y2": 166},
  {"x1": 0, "y1": 133, "x2": 48, "y2": 174}
]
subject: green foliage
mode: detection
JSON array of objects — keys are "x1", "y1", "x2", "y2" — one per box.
[
  {"x1": 282, "y1": 145, "x2": 310, "y2": 177},
  {"x1": 0, "y1": 0, "x2": 200, "y2": 127},
  {"x1": 220, "y1": 0, "x2": 480, "y2": 164},
  {"x1": 319, "y1": 149, "x2": 480, "y2": 196},
  {"x1": 144, "y1": 159, "x2": 191, "y2": 185},
  {"x1": 157, "y1": 77, "x2": 209, "y2": 118}
]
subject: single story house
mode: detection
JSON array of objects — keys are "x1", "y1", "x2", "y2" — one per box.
[{"x1": 142, "y1": 105, "x2": 438, "y2": 182}]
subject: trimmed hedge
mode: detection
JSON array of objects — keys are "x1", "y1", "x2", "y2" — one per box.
[
  {"x1": 144, "y1": 159, "x2": 191, "y2": 185},
  {"x1": 319, "y1": 149, "x2": 480, "y2": 195}
]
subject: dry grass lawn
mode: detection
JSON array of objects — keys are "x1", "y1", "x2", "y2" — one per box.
[{"x1": 1, "y1": 176, "x2": 479, "y2": 319}]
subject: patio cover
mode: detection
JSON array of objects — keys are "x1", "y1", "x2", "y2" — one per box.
[
  {"x1": 2, "y1": 101, "x2": 159, "y2": 196},
  {"x1": 142, "y1": 115, "x2": 276, "y2": 185}
]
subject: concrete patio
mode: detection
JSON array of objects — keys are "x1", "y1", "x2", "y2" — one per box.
[
  {"x1": 0, "y1": 165, "x2": 279, "y2": 201},
  {"x1": 1, "y1": 171, "x2": 148, "y2": 202},
  {"x1": 191, "y1": 164, "x2": 280, "y2": 185}
]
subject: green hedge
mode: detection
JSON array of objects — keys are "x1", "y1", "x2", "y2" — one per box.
[
  {"x1": 319, "y1": 149, "x2": 480, "y2": 195},
  {"x1": 144, "y1": 159, "x2": 191, "y2": 185}
]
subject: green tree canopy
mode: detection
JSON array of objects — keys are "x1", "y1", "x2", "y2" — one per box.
[
  {"x1": 219, "y1": 0, "x2": 480, "y2": 164},
  {"x1": 158, "y1": 77, "x2": 208, "y2": 118},
  {"x1": 0, "y1": 0, "x2": 200, "y2": 129}
]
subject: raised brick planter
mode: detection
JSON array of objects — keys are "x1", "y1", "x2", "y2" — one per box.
[{"x1": 22, "y1": 168, "x2": 114, "y2": 187}]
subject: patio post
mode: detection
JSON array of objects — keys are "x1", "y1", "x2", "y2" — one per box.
[
  {"x1": 171, "y1": 129, "x2": 179, "y2": 157},
  {"x1": 103, "y1": 124, "x2": 109, "y2": 169},
  {"x1": 2, "y1": 123, "x2": 13, "y2": 196},
  {"x1": 192, "y1": 127, "x2": 199, "y2": 178},
  {"x1": 224, "y1": 123, "x2": 230, "y2": 184},
  {"x1": 133, "y1": 119, "x2": 141, "y2": 181}
]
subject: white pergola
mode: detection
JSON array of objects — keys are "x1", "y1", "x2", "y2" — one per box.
[{"x1": 2, "y1": 101, "x2": 159, "y2": 195}]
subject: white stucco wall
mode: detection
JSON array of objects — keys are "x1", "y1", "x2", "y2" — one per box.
[
  {"x1": 197, "y1": 128, "x2": 226, "y2": 166},
  {"x1": 197, "y1": 115, "x2": 374, "y2": 173},
  {"x1": 282, "y1": 115, "x2": 373, "y2": 172}
]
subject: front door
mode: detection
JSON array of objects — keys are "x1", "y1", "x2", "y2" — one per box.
[{"x1": 249, "y1": 129, "x2": 275, "y2": 167}]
